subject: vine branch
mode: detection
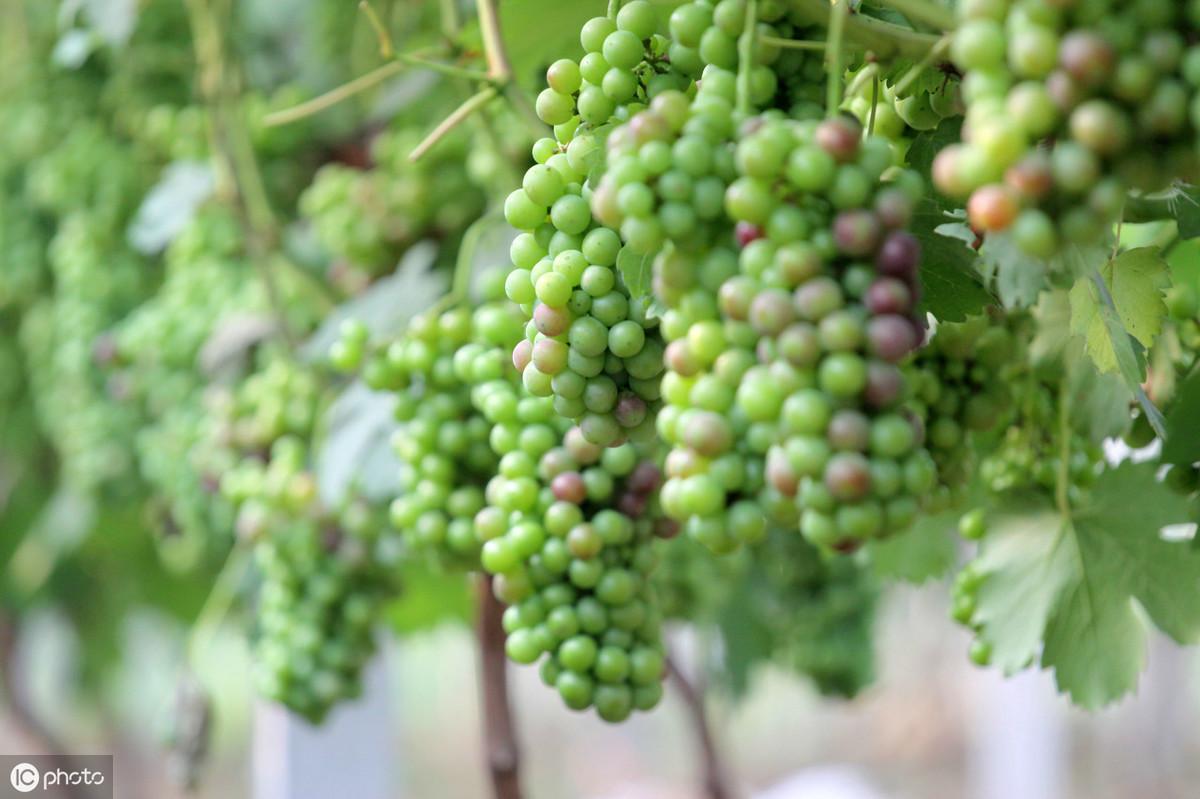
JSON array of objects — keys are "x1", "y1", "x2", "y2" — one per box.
[
  {"x1": 476, "y1": 575, "x2": 522, "y2": 799},
  {"x1": 666, "y1": 650, "x2": 734, "y2": 799},
  {"x1": 825, "y1": 0, "x2": 850, "y2": 117},
  {"x1": 186, "y1": 0, "x2": 296, "y2": 347},
  {"x1": 870, "y1": 0, "x2": 956, "y2": 32},
  {"x1": 790, "y1": 0, "x2": 942, "y2": 59},
  {"x1": 735, "y1": 0, "x2": 759, "y2": 117},
  {"x1": 409, "y1": 86, "x2": 500, "y2": 162}
]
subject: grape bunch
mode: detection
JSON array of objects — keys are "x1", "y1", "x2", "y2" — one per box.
[
  {"x1": 975, "y1": 367, "x2": 1104, "y2": 499},
  {"x1": 249, "y1": 462, "x2": 398, "y2": 722},
  {"x1": 206, "y1": 354, "x2": 400, "y2": 720},
  {"x1": 935, "y1": 0, "x2": 1200, "y2": 257},
  {"x1": 655, "y1": 529, "x2": 877, "y2": 698},
  {"x1": 506, "y1": 28, "x2": 672, "y2": 447},
  {"x1": 18, "y1": 213, "x2": 147, "y2": 491},
  {"x1": 477, "y1": 426, "x2": 669, "y2": 722},
  {"x1": 652, "y1": 114, "x2": 936, "y2": 554},
  {"x1": 751, "y1": 528, "x2": 878, "y2": 697},
  {"x1": 334, "y1": 296, "x2": 527, "y2": 568},
  {"x1": 907, "y1": 315, "x2": 1017, "y2": 498},
  {"x1": 300, "y1": 126, "x2": 486, "y2": 281},
  {"x1": 950, "y1": 560, "x2": 994, "y2": 667}
]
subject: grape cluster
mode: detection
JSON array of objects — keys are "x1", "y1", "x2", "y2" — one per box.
[
  {"x1": 752, "y1": 528, "x2": 877, "y2": 696},
  {"x1": 506, "y1": 28, "x2": 672, "y2": 446},
  {"x1": 203, "y1": 354, "x2": 399, "y2": 720},
  {"x1": 655, "y1": 529, "x2": 877, "y2": 697},
  {"x1": 300, "y1": 127, "x2": 485, "y2": 280},
  {"x1": 338, "y1": 298, "x2": 526, "y2": 568},
  {"x1": 653, "y1": 114, "x2": 936, "y2": 554},
  {"x1": 250, "y1": 472, "x2": 397, "y2": 722},
  {"x1": 907, "y1": 315, "x2": 1016, "y2": 497},
  {"x1": 18, "y1": 214, "x2": 147, "y2": 491},
  {"x1": 976, "y1": 370, "x2": 1103, "y2": 499},
  {"x1": 935, "y1": 0, "x2": 1200, "y2": 257},
  {"x1": 477, "y1": 427, "x2": 669, "y2": 722},
  {"x1": 950, "y1": 561, "x2": 993, "y2": 667}
]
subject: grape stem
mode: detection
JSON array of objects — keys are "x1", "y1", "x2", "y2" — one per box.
[
  {"x1": 825, "y1": 0, "x2": 850, "y2": 118},
  {"x1": 358, "y1": 1, "x2": 394, "y2": 58},
  {"x1": 1054, "y1": 367, "x2": 1072, "y2": 518},
  {"x1": 757, "y1": 36, "x2": 827, "y2": 51},
  {"x1": 735, "y1": 0, "x2": 759, "y2": 117},
  {"x1": 476, "y1": 575, "x2": 523, "y2": 799},
  {"x1": 476, "y1": 0, "x2": 545, "y2": 138},
  {"x1": 666, "y1": 650, "x2": 734, "y2": 799},
  {"x1": 264, "y1": 57, "x2": 489, "y2": 127},
  {"x1": 870, "y1": 0, "x2": 956, "y2": 32},
  {"x1": 186, "y1": 0, "x2": 297, "y2": 348},
  {"x1": 409, "y1": 86, "x2": 501, "y2": 162}
]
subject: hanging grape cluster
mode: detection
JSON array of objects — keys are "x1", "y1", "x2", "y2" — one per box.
[{"x1": 936, "y1": 0, "x2": 1200, "y2": 257}]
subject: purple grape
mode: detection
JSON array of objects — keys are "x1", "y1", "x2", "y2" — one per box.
[{"x1": 876, "y1": 231, "x2": 921, "y2": 278}]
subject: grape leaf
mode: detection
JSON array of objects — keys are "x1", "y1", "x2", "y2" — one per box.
[
  {"x1": 977, "y1": 233, "x2": 1048, "y2": 309},
  {"x1": 127, "y1": 161, "x2": 215, "y2": 254},
  {"x1": 972, "y1": 463, "x2": 1200, "y2": 708},
  {"x1": 868, "y1": 510, "x2": 957, "y2": 583},
  {"x1": 1068, "y1": 248, "x2": 1169, "y2": 374},
  {"x1": 1167, "y1": 237, "x2": 1200, "y2": 291},
  {"x1": 1162, "y1": 186, "x2": 1200, "y2": 240},
  {"x1": 906, "y1": 118, "x2": 963, "y2": 177},
  {"x1": 298, "y1": 242, "x2": 445, "y2": 361},
  {"x1": 912, "y1": 203, "x2": 994, "y2": 322},
  {"x1": 316, "y1": 380, "x2": 401, "y2": 508},
  {"x1": 1029, "y1": 289, "x2": 1071, "y2": 364},
  {"x1": 617, "y1": 246, "x2": 653, "y2": 299},
  {"x1": 500, "y1": 0, "x2": 606, "y2": 89},
  {"x1": 1065, "y1": 351, "x2": 1133, "y2": 442},
  {"x1": 1162, "y1": 367, "x2": 1200, "y2": 467},
  {"x1": 386, "y1": 563, "x2": 471, "y2": 634}
]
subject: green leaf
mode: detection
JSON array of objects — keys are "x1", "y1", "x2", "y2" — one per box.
[
  {"x1": 978, "y1": 233, "x2": 1047, "y2": 309},
  {"x1": 1162, "y1": 367, "x2": 1200, "y2": 466},
  {"x1": 1068, "y1": 248, "x2": 1169, "y2": 374},
  {"x1": 973, "y1": 463, "x2": 1200, "y2": 707},
  {"x1": 868, "y1": 510, "x2": 957, "y2": 583},
  {"x1": 500, "y1": 0, "x2": 606, "y2": 89},
  {"x1": 1029, "y1": 289, "x2": 1071, "y2": 365},
  {"x1": 385, "y1": 563, "x2": 471, "y2": 634},
  {"x1": 616, "y1": 246, "x2": 653, "y2": 299},
  {"x1": 906, "y1": 118, "x2": 963, "y2": 176},
  {"x1": 298, "y1": 242, "x2": 445, "y2": 361},
  {"x1": 912, "y1": 203, "x2": 994, "y2": 322},
  {"x1": 1065, "y1": 348, "x2": 1133, "y2": 442},
  {"x1": 1164, "y1": 186, "x2": 1200, "y2": 240},
  {"x1": 1167, "y1": 237, "x2": 1200, "y2": 292}
]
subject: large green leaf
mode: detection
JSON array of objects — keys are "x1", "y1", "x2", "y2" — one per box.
[
  {"x1": 972, "y1": 463, "x2": 1200, "y2": 708},
  {"x1": 1162, "y1": 368, "x2": 1200, "y2": 466},
  {"x1": 868, "y1": 509, "x2": 957, "y2": 583},
  {"x1": 500, "y1": 0, "x2": 607, "y2": 87},
  {"x1": 912, "y1": 204, "x2": 994, "y2": 322}
]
